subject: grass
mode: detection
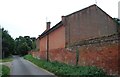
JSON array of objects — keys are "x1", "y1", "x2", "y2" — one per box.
[
  {"x1": 24, "y1": 54, "x2": 111, "y2": 77},
  {"x1": 0, "y1": 65, "x2": 10, "y2": 77},
  {"x1": 0, "y1": 58, "x2": 13, "y2": 62}
]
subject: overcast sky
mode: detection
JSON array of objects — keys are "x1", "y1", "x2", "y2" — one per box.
[{"x1": 0, "y1": 0, "x2": 119, "y2": 39}]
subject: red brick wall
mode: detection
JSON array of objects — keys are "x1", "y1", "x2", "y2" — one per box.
[
  {"x1": 78, "y1": 42, "x2": 119, "y2": 75},
  {"x1": 48, "y1": 42, "x2": 119, "y2": 75},
  {"x1": 39, "y1": 36, "x2": 47, "y2": 52},
  {"x1": 49, "y1": 25, "x2": 65, "y2": 50},
  {"x1": 49, "y1": 48, "x2": 76, "y2": 65},
  {"x1": 39, "y1": 50, "x2": 47, "y2": 60},
  {"x1": 36, "y1": 38, "x2": 40, "y2": 50},
  {"x1": 64, "y1": 5, "x2": 117, "y2": 47},
  {"x1": 39, "y1": 25, "x2": 65, "y2": 60},
  {"x1": 33, "y1": 39, "x2": 119, "y2": 75},
  {"x1": 31, "y1": 51, "x2": 40, "y2": 59}
]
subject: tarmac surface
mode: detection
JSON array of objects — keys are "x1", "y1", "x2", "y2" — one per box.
[{"x1": 10, "y1": 55, "x2": 54, "y2": 76}]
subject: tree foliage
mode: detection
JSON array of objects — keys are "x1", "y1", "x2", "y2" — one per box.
[
  {"x1": 2, "y1": 28, "x2": 15, "y2": 58},
  {"x1": 14, "y1": 36, "x2": 36, "y2": 56},
  {"x1": 113, "y1": 18, "x2": 120, "y2": 33},
  {"x1": 114, "y1": 18, "x2": 120, "y2": 26},
  {"x1": 1, "y1": 27, "x2": 36, "y2": 57}
]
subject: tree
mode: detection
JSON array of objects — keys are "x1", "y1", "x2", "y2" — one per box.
[
  {"x1": 0, "y1": 27, "x2": 2, "y2": 58},
  {"x1": 113, "y1": 18, "x2": 120, "y2": 33},
  {"x1": 24, "y1": 36, "x2": 33, "y2": 50},
  {"x1": 30, "y1": 37, "x2": 36, "y2": 50},
  {"x1": 2, "y1": 28, "x2": 15, "y2": 58},
  {"x1": 18, "y1": 42, "x2": 30, "y2": 56},
  {"x1": 114, "y1": 18, "x2": 120, "y2": 25},
  {"x1": 14, "y1": 36, "x2": 36, "y2": 56},
  {"x1": 1, "y1": 27, "x2": 37, "y2": 57}
]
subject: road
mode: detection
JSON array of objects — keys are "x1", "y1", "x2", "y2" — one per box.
[{"x1": 10, "y1": 56, "x2": 54, "y2": 76}]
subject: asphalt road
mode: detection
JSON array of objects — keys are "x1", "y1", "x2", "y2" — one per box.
[{"x1": 10, "y1": 56, "x2": 54, "y2": 76}]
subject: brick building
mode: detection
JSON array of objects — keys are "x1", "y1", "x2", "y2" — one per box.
[{"x1": 34, "y1": 4, "x2": 119, "y2": 75}]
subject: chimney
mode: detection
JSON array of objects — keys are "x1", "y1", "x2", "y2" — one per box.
[
  {"x1": 61, "y1": 16, "x2": 66, "y2": 25},
  {"x1": 46, "y1": 22, "x2": 51, "y2": 30},
  {"x1": 61, "y1": 16, "x2": 65, "y2": 21}
]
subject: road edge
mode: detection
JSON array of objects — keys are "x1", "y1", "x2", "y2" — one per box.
[{"x1": 23, "y1": 58, "x2": 56, "y2": 76}]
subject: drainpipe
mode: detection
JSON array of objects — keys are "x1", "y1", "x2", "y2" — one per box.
[
  {"x1": 46, "y1": 22, "x2": 51, "y2": 61},
  {"x1": 46, "y1": 34, "x2": 49, "y2": 61}
]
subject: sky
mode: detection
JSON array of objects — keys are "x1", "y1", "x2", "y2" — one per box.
[{"x1": 0, "y1": 0, "x2": 120, "y2": 39}]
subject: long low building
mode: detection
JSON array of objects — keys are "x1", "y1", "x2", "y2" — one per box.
[{"x1": 34, "y1": 4, "x2": 119, "y2": 75}]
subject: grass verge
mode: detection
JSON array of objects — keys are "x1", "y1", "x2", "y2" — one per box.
[
  {"x1": 0, "y1": 58, "x2": 13, "y2": 62},
  {"x1": 0, "y1": 65, "x2": 10, "y2": 77},
  {"x1": 24, "y1": 54, "x2": 111, "y2": 77}
]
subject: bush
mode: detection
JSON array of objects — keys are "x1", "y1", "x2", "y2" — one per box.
[
  {"x1": 0, "y1": 65, "x2": 10, "y2": 77},
  {"x1": 24, "y1": 55, "x2": 109, "y2": 77}
]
